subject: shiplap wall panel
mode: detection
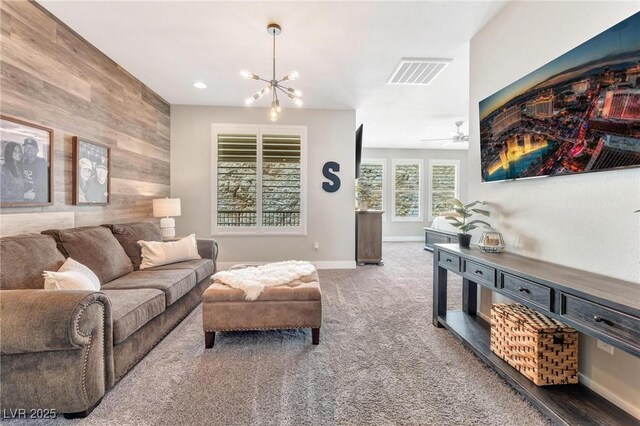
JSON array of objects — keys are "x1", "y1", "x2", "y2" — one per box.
[
  {"x1": 0, "y1": 1, "x2": 170, "y2": 231},
  {"x1": 0, "y1": 212, "x2": 75, "y2": 237}
]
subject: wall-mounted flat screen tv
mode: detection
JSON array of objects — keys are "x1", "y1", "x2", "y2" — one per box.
[
  {"x1": 479, "y1": 11, "x2": 640, "y2": 183},
  {"x1": 355, "y1": 124, "x2": 363, "y2": 178}
]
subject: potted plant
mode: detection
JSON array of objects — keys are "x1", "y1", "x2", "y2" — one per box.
[{"x1": 444, "y1": 198, "x2": 491, "y2": 248}]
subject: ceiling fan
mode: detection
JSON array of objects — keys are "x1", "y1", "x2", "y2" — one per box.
[{"x1": 421, "y1": 121, "x2": 469, "y2": 145}]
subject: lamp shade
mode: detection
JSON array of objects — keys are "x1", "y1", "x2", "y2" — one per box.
[{"x1": 153, "y1": 198, "x2": 181, "y2": 217}]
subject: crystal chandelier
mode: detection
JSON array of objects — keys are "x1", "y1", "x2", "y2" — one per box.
[{"x1": 241, "y1": 23, "x2": 302, "y2": 121}]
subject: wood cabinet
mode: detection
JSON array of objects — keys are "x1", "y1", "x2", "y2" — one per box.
[{"x1": 356, "y1": 210, "x2": 383, "y2": 265}]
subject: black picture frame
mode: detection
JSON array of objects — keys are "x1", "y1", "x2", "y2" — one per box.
[
  {"x1": 73, "y1": 136, "x2": 111, "y2": 206},
  {"x1": 0, "y1": 115, "x2": 54, "y2": 207}
]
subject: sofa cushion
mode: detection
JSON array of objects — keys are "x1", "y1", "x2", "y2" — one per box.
[
  {"x1": 101, "y1": 269, "x2": 196, "y2": 306},
  {"x1": 138, "y1": 235, "x2": 200, "y2": 270},
  {"x1": 104, "y1": 222, "x2": 163, "y2": 271},
  {"x1": 0, "y1": 233, "x2": 65, "y2": 290},
  {"x1": 42, "y1": 226, "x2": 133, "y2": 285},
  {"x1": 44, "y1": 258, "x2": 101, "y2": 291},
  {"x1": 148, "y1": 259, "x2": 214, "y2": 283},
  {"x1": 101, "y1": 288, "x2": 166, "y2": 345}
]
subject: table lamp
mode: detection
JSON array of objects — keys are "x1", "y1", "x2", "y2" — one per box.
[{"x1": 153, "y1": 198, "x2": 181, "y2": 238}]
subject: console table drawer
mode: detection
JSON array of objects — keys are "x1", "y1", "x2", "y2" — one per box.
[
  {"x1": 438, "y1": 251, "x2": 460, "y2": 272},
  {"x1": 501, "y1": 273, "x2": 552, "y2": 311},
  {"x1": 462, "y1": 259, "x2": 495, "y2": 286},
  {"x1": 561, "y1": 293, "x2": 640, "y2": 349}
]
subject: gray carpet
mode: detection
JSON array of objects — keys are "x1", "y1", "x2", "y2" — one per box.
[{"x1": 19, "y1": 242, "x2": 550, "y2": 425}]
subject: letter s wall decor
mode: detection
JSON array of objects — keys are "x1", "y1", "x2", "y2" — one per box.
[{"x1": 322, "y1": 161, "x2": 341, "y2": 193}]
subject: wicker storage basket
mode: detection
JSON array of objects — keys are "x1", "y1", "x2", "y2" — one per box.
[{"x1": 490, "y1": 303, "x2": 578, "y2": 386}]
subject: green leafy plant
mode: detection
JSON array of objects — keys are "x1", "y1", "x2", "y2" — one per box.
[{"x1": 444, "y1": 198, "x2": 491, "y2": 235}]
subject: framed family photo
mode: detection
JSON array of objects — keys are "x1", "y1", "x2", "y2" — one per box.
[
  {"x1": 73, "y1": 137, "x2": 111, "y2": 205},
  {"x1": 0, "y1": 115, "x2": 54, "y2": 207}
]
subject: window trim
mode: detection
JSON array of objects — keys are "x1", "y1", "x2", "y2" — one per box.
[
  {"x1": 391, "y1": 159, "x2": 423, "y2": 222},
  {"x1": 428, "y1": 159, "x2": 460, "y2": 221},
  {"x1": 358, "y1": 158, "x2": 387, "y2": 221},
  {"x1": 210, "y1": 123, "x2": 307, "y2": 236}
]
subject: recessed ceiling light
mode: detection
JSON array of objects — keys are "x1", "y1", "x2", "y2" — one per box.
[{"x1": 193, "y1": 81, "x2": 207, "y2": 89}]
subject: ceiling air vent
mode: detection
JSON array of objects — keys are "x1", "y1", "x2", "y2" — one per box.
[{"x1": 387, "y1": 58, "x2": 451, "y2": 85}]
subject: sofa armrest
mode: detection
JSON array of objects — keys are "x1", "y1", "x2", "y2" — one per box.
[
  {"x1": 0, "y1": 290, "x2": 112, "y2": 354},
  {"x1": 197, "y1": 238, "x2": 218, "y2": 263},
  {"x1": 0, "y1": 290, "x2": 114, "y2": 413}
]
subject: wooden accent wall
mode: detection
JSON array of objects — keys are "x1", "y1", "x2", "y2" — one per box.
[{"x1": 0, "y1": 1, "x2": 169, "y2": 233}]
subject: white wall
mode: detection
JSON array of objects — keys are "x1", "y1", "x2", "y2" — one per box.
[
  {"x1": 470, "y1": 1, "x2": 640, "y2": 417},
  {"x1": 362, "y1": 148, "x2": 468, "y2": 239},
  {"x1": 171, "y1": 105, "x2": 356, "y2": 268}
]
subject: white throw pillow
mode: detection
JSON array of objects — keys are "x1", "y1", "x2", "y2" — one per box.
[
  {"x1": 138, "y1": 234, "x2": 200, "y2": 269},
  {"x1": 43, "y1": 258, "x2": 101, "y2": 291}
]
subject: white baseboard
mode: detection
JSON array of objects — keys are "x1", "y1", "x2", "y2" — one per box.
[
  {"x1": 217, "y1": 260, "x2": 356, "y2": 270},
  {"x1": 313, "y1": 261, "x2": 357, "y2": 269},
  {"x1": 578, "y1": 373, "x2": 640, "y2": 420},
  {"x1": 382, "y1": 236, "x2": 423, "y2": 242}
]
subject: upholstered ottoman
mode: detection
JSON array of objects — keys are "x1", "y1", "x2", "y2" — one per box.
[{"x1": 202, "y1": 270, "x2": 322, "y2": 347}]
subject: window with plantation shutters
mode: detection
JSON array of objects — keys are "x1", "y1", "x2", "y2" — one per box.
[
  {"x1": 211, "y1": 125, "x2": 306, "y2": 235},
  {"x1": 392, "y1": 159, "x2": 423, "y2": 222},
  {"x1": 216, "y1": 133, "x2": 258, "y2": 227},
  {"x1": 356, "y1": 159, "x2": 385, "y2": 212},
  {"x1": 429, "y1": 159, "x2": 460, "y2": 220},
  {"x1": 262, "y1": 134, "x2": 301, "y2": 227}
]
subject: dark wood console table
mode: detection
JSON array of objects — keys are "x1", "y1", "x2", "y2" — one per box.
[
  {"x1": 423, "y1": 227, "x2": 457, "y2": 251},
  {"x1": 432, "y1": 243, "x2": 640, "y2": 425}
]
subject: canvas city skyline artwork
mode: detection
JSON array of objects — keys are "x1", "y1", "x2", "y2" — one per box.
[{"x1": 480, "y1": 11, "x2": 640, "y2": 182}]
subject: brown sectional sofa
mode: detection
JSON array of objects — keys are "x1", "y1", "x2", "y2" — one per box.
[{"x1": 0, "y1": 222, "x2": 217, "y2": 418}]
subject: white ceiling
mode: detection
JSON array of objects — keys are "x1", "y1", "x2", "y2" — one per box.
[{"x1": 39, "y1": 1, "x2": 507, "y2": 150}]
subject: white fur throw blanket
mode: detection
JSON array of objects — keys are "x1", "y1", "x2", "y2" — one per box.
[{"x1": 212, "y1": 260, "x2": 317, "y2": 301}]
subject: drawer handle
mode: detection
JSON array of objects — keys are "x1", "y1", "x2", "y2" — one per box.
[
  {"x1": 475, "y1": 270, "x2": 483, "y2": 275},
  {"x1": 518, "y1": 287, "x2": 530, "y2": 294},
  {"x1": 593, "y1": 315, "x2": 613, "y2": 325},
  {"x1": 446, "y1": 259, "x2": 452, "y2": 263}
]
